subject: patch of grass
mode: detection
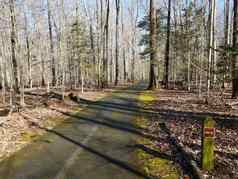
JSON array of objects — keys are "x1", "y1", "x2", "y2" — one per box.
[
  {"x1": 139, "y1": 93, "x2": 154, "y2": 103},
  {"x1": 71, "y1": 107, "x2": 83, "y2": 113},
  {"x1": 134, "y1": 116, "x2": 149, "y2": 129},
  {"x1": 136, "y1": 148, "x2": 179, "y2": 179},
  {"x1": 64, "y1": 95, "x2": 71, "y2": 101},
  {"x1": 138, "y1": 92, "x2": 156, "y2": 109},
  {"x1": 133, "y1": 91, "x2": 180, "y2": 179},
  {"x1": 42, "y1": 116, "x2": 66, "y2": 128},
  {"x1": 20, "y1": 131, "x2": 39, "y2": 142},
  {"x1": 133, "y1": 118, "x2": 180, "y2": 179}
]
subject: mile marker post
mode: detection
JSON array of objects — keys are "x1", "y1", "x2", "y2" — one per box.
[{"x1": 202, "y1": 117, "x2": 215, "y2": 171}]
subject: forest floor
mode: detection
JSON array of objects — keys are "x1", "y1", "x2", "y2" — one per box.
[
  {"x1": 0, "y1": 84, "x2": 237, "y2": 179},
  {"x1": 0, "y1": 83, "x2": 155, "y2": 179},
  {"x1": 136, "y1": 88, "x2": 238, "y2": 179},
  {"x1": 0, "y1": 87, "x2": 113, "y2": 163}
]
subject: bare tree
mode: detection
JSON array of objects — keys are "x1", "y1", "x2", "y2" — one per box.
[
  {"x1": 121, "y1": 3, "x2": 126, "y2": 82},
  {"x1": 102, "y1": 0, "x2": 110, "y2": 88},
  {"x1": 163, "y1": 0, "x2": 171, "y2": 89},
  {"x1": 47, "y1": 0, "x2": 56, "y2": 86},
  {"x1": 207, "y1": 0, "x2": 215, "y2": 96},
  {"x1": 223, "y1": 0, "x2": 230, "y2": 88},
  {"x1": 148, "y1": 0, "x2": 157, "y2": 90},
  {"x1": 9, "y1": 0, "x2": 19, "y2": 93},
  {"x1": 232, "y1": 0, "x2": 238, "y2": 97},
  {"x1": 115, "y1": 0, "x2": 120, "y2": 86},
  {"x1": 24, "y1": 7, "x2": 32, "y2": 88}
]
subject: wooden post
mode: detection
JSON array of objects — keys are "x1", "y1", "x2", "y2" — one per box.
[{"x1": 202, "y1": 117, "x2": 215, "y2": 171}]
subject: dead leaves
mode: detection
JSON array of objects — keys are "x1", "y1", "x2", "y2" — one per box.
[{"x1": 149, "y1": 89, "x2": 238, "y2": 178}]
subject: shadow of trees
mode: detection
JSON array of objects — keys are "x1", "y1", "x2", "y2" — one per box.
[
  {"x1": 38, "y1": 125, "x2": 151, "y2": 179},
  {"x1": 48, "y1": 84, "x2": 238, "y2": 178}
]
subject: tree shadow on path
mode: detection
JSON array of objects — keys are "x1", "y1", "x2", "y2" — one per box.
[{"x1": 38, "y1": 125, "x2": 152, "y2": 179}]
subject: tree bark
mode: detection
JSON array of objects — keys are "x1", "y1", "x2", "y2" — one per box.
[
  {"x1": 24, "y1": 10, "x2": 32, "y2": 88},
  {"x1": 148, "y1": 0, "x2": 157, "y2": 90},
  {"x1": 47, "y1": 0, "x2": 56, "y2": 86},
  {"x1": 207, "y1": 0, "x2": 215, "y2": 96},
  {"x1": 102, "y1": 0, "x2": 110, "y2": 88},
  {"x1": 163, "y1": 0, "x2": 171, "y2": 89},
  {"x1": 9, "y1": 0, "x2": 19, "y2": 93},
  {"x1": 223, "y1": 0, "x2": 230, "y2": 88},
  {"x1": 121, "y1": 4, "x2": 126, "y2": 82},
  {"x1": 232, "y1": 0, "x2": 238, "y2": 98},
  {"x1": 115, "y1": 0, "x2": 120, "y2": 86}
]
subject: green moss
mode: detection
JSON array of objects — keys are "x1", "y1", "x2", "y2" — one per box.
[
  {"x1": 20, "y1": 132, "x2": 38, "y2": 142},
  {"x1": 134, "y1": 117, "x2": 149, "y2": 129},
  {"x1": 111, "y1": 111, "x2": 121, "y2": 118},
  {"x1": 71, "y1": 107, "x2": 83, "y2": 113},
  {"x1": 135, "y1": 143, "x2": 179, "y2": 179},
  {"x1": 133, "y1": 91, "x2": 180, "y2": 179},
  {"x1": 203, "y1": 117, "x2": 215, "y2": 128},
  {"x1": 64, "y1": 95, "x2": 71, "y2": 101},
  {"x1": 138, "y1": 92, "x2": 156, "y2": 110},
  {"x1": 139, "y1": 94, "x2": 154, "y2": 103},
  {"x1": 42, "y1": 116, "x2": 65, "y2": 128}
]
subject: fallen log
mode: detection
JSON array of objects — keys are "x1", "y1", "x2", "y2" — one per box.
[
  {"x1": 0, "y1": 108, "x2": 10, "y2": 117},
  {"x1": 227, "y1": 102, "x2": 238, "y2": 109},
  {"x1": 19, "y1": 112, "x2": 41, "y2": 128}
]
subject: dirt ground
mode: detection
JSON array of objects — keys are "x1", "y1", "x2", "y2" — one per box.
[
  {"x1": 0, "y1": 88, "x2": 110, "y2": 162},
  {"x1": 149, "y1": 89, "x2": 238, "y2": 179}
]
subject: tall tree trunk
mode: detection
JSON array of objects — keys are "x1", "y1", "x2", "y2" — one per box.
[
  {"x1": 223, "y1": 0, "x2": 230, "y2": 88},
  {"x1": 82, "y1": 0, "x2": 97, "y2": 87},
  {"x1": 90, "y1": 25, "x2": 96, "y2": 83},
  {"x1": 110, "y1": 30, "x2": 113, "y2": 83},
  {"x1": 148, "y1": 0, "x2": 157, "y2": 90},
  {"x1": 207, "y1": 0, "x2": 215, "y2": 96},
  {"x1": 211, "y1": 0, "x2": 217, "y2": 88},
  {"x1": 24, "y1": 10, "x2": 32, "y2": 89},
  {"x1": 121, "y1": 4, "x2": 126, "y2": 82},
  {"x1": 131, "y1": 45, "x2": 135, "y2": 82},
  {"x1": 129, "y1": 2, "x2": 139, "y2": 83},
  {"x1": 47, "y1": 0, "x2": 56, "y2": 86},
  {"x1": 185, "y1": 0, "x2": 191, "y2": 91},
  {"x1": 163, "y1": 0, "x2": 171, "y2": 89},
  {"x1": 9, "y1": 0, "x2": 19, "y2": 93},
  {"x1": 0, "y1": 59, "x2": 6, "y2": 104},
  {"x1": 97, "y1": 0, "x2": 102, "y2": 88},
  {"x1": 232, "y1": 0, "x2": 238, "y2": 98},
  {"x1": 41, "y1": 52, "x2": 46, "y2": 87},
  {"x1": 123, "y1": 48, "x2": 126, "y2": 81},
  {"x1": 115, "y1": 0, "x2": 120, "y2": 86},
  {"x1": 105, "y1": 0, "x2": 110, "y2": 86},
  {"x1": 102, "y1": 0, "x2": 110, "y2": 88},
  {"x1": 172, "y1": 3, "x2": 177, "y2": 86}
]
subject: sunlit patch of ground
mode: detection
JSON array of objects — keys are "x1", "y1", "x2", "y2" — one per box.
[
  {"x1": 133, "y1": 92, "x2": 180, "y2": 179},
  {"x1": 141, "y1": 89, "x2": 238, "y2": 178},
  {"x1": 0, "y1": 89, "x2": 110, "y2": 163}
]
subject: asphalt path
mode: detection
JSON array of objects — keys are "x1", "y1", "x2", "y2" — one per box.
[{"x1": 0, "y1": 84, "x2": 150, "y2": 179}]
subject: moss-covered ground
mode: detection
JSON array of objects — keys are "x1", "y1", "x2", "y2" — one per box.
[{"x1": 134, "y1": 91, "x2": 180, "y2": 179}]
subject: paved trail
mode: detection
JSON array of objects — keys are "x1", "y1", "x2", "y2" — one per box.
[{"x1": 0, "y1": 85, "x2": 149, "y2": 179}]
